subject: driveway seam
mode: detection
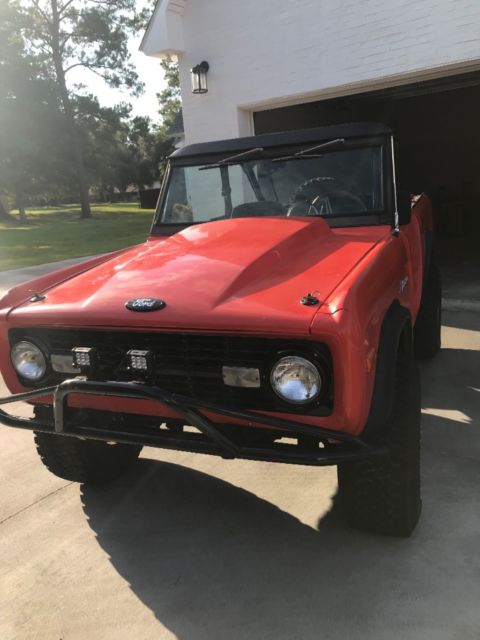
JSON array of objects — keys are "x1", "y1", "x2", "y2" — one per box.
[{"x1": 0, "y1": 482, "x2": 73, "y2": 526}]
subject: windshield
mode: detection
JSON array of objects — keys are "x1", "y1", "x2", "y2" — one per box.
[{"x1": 157, "y1": 144, "x2": 384, "y2": 227}]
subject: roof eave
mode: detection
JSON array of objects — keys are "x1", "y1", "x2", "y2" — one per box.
[{"x1": 140, "y1": 0, "x2": 186, "y2": 58}]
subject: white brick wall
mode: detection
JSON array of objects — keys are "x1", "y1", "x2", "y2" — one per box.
[{"x1": 145, "y1": 0, "x2": 480, "y2": 143}]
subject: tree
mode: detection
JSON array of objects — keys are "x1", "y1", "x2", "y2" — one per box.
[
  {"x1": 157, "y1": 57, "x2": 181, "y2": 129},
  {"x1": 0, "y1": 1, "x2": 68, "y2": 223},
  {"x1": 154, "y1": 56, "x2": 181, "y2": 178},
  {"x1": 72, "y1": 96, "x2": 167, "y2": 199},
  {"x1": 72, "y1": 97, "x2": 158, "y2": 197},
  {"x1": 18, "y1": 0, "x2": 146, "y2": 218},
  {"x1": 73, "y1": 95, "x2": 130, "y2": 198},
  {"x1": 126, "y1": 116, "x2": 159, "y2": 190}
]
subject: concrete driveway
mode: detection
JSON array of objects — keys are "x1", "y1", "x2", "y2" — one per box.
[
  {"x1": 1, "y1": 310, "x2": 479, "y2": 640},
  {"x1": 0, "y1": 256, "x2": 93, "y2": 296}
]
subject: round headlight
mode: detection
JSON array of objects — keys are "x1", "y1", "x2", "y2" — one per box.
[
  {"x1": 11, "y1": 341, "x2": 47, "y2": 382},
  {"x1": 270, "y1": 355, "x2": 322, "y2": 404}
]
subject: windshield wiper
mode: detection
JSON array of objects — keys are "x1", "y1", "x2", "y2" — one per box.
[
  {"x1": 271, "y1": 137, "x2": 345, "y2": 162},
  {"x1": 199, "y1": 147, "x2": 264, "y2": 170}
]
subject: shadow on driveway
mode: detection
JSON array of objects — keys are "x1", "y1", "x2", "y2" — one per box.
[{"x1": 80, "y1": 337, "x2": 480, "y2": 640}]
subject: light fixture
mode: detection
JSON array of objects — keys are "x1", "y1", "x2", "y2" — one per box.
[
  {"x1": 222, "y1": 366, "x2": 261, "y2": 388},
  {"x1": 11, "y1": 341, "x2": 48, "y2": 382},
  {"x1": 270, "y1": 356, "x2": 322, "y2": 404},
  {"x1": 191, "y1": 61, "x2": 209, "y2": 94},
  {"x1": 127, "y1": 349, "x2": 153, "y2": 374},
  {"x1": 72, "y1": 347, "x2": 96, "y2": 372}
]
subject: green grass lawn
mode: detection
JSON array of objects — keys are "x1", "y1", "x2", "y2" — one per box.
[{"x1": 0, "y1": 203, "x2": 155, "y2": 271}]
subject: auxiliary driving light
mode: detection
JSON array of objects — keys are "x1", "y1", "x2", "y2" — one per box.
[
  {"x1": 127, "y1": 349, "x2": 153, "y2": 373},
  {"x1": 72, "y1": 347, "x2": 96, "y2": 371}
]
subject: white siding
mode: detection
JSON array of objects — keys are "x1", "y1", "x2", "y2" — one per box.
[{"x1": 144, "y1": 0, "x2": 480, "y2": 143}]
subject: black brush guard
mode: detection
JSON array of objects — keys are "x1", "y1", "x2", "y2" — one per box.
[{"x1": 0, "y1": 378, "x2": 387, "y2": 466}]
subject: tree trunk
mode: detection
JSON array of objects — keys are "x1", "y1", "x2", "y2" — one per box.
[
  {"x1": 16, "y1": 190, "x2": 28, "y2": 225},
  {"x1": 0, "y1": 199, "x2": 15, "y2": 222},
  {"x1": 51, "y1": 0, "x2": 92, "y2": 220}
]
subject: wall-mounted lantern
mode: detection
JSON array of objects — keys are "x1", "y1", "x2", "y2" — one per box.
[{"x1": 191, "y1": 61, "x2": 210, "y2": 94}]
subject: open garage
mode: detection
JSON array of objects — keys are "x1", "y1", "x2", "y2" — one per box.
[{"x1": 254, "y1": 71, "x2": 480, "y2": 300}]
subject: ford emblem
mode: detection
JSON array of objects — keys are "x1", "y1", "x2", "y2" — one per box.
[{"x1": 125, "y1": 298, "x2": 166, "y2": 312}]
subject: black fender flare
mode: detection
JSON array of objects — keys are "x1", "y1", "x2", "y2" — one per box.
[{"x1": 362, "y1": 301, "x2": 413, "y2": 438}]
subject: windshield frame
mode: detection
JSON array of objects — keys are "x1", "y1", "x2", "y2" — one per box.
[{"x1": 150, "y1": 134, "x2": 394, "y2": 235}]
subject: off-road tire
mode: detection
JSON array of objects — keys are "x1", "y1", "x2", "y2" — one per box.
[
  {"x1": 414, "y1": 262, "x2": 442, "y2": 359},
  {"x1": 34, "y1": 433, "x2": 142, "y2": 484},
  {"x1": 337, "y1": 350, "x2": 421, "y2": 537}
]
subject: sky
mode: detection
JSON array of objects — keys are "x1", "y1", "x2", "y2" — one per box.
[{"x1": 67, "y1": 13, "x2": 167, "y2": 123}]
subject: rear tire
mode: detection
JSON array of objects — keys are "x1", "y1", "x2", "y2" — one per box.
[
  {"x1": 337, "y1": 350, "x2": 421, "y2": 537},
  {"x1": 34, "y1": 433, "x2": 142, "y2": 484},
  {"x1": 414, "y1": 262, "x2": 442, "y2": 359}
]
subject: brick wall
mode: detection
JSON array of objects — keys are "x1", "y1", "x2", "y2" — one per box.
[{"x1": 171, "y1": 0, "x2": 480, "y2": 143}]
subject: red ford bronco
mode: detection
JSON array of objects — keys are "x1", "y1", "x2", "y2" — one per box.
[{"x1": 0, "y1": 123, "x2": 441, "y2": 536}]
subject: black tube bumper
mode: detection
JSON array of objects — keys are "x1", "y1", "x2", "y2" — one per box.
[{"x1": 0, "y1": 378, "x2": 387, "y2": 467}]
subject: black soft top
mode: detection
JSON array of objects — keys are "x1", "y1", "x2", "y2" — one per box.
[{"x1": 170, "y1": 122, "x2": 392, "y2": 162}]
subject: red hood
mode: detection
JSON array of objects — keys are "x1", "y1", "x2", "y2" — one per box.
[{"x1": 9, "y1": 218, "x2": 388, "y2": 335}]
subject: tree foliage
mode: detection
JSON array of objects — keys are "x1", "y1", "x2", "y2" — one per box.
[
  {"x1": 158, "y1": 56, "x2": 181, "y2": 130},
  {"x1": 75, "y1": 97, "x2": 161, "y2": 196},
  {"x1": 20, "y1": 0, "x2": 146, "y2": 92},
  {"x1": 15, "y1": 0, "x2": 146, "y2": 218},
  {"x1": 0, "y1": 1, "x2": 178, "y2": 221},
  {"x1": 0, "y1": 1, "x2": 69, "y2": 222}
]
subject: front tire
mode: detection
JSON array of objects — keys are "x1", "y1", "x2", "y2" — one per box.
[
  {"x1": 337, "y1": 350, "x2": 421, "y2": 537},
  {"x1": 34, "y1": 433, "x2": 142, "y2": 484},
  {"x1": 414, "y1": 262, "x2": 442, "y2": 359}
]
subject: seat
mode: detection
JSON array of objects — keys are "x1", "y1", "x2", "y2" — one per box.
[{"x1": 231, "y1": 201, "x2": 285, "y2": 218}]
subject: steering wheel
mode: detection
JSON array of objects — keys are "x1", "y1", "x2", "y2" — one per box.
[{"x1": 286, "y1": 177, "x2": 366, "y2": 217}]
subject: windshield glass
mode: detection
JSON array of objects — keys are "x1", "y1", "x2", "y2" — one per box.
[{"x1": 157, "y1": 145, "x2": 384, "y2": 226}]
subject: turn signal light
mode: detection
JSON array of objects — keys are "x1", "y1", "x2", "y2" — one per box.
[{"x1": 222, "y1": 366, "x2": 260, "y2": 388}]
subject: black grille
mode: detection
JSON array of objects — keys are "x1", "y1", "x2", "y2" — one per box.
[{"x1": 9, "y1": 328, "x2": 332, "y2": 414}]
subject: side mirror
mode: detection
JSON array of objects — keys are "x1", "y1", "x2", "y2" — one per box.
[{"x1": 397, "y1": 190, "x2": 412, "y2": 225}]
